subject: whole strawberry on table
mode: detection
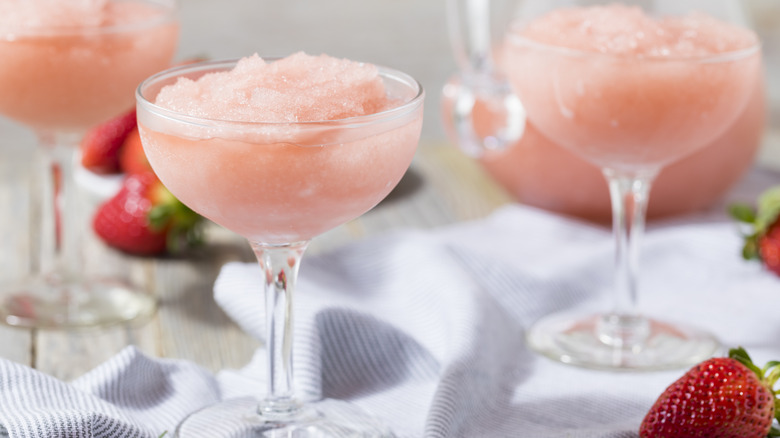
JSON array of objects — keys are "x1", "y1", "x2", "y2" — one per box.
[
  {"x1": 731, "y1": 187, "x2": 780, "y2": 277},
  {"x1": 640, "y1": 347, "x2": 780, "y2": 438},
  {"x1": 80, "y1": 108, "x2": 204, "y2": 256}
]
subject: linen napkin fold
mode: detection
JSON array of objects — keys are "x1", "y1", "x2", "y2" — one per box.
[{"x1": 2, "y1": 201, "x2": 780, "y2": 438}]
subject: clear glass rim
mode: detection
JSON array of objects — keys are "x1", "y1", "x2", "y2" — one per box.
[
  {"x1": 136, "y1": 56, "x2": 426, "y2": 130},
  {"x1": 507, "y1": 29, "x2": 761, "y2": 64},
  {"x1": 0, "y1": 0, "x2": 177, "y2": 38}
]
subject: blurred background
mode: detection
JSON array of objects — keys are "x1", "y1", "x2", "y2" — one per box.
[
  {"x1": 750, "y1": 0, "x2": 780, "y2": 169},
  {"x1": 0, "y1": 1, "x2": 454, "y2": 152},
  {"x1": 1, "y1": 0, "x2": 778, "y2": 167}
]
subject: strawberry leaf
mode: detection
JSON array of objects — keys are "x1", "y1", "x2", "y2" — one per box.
[
  {"x1": 729, "y1": 203, "x2": 756, "y2": 224},
  {"x1": 148, "y1": 204, "x2": 173, "y2": 231},
  {"x1": 730, "y1": 187, "x2": 780, "y2": 265},
  {"x1": 162, "y1": 199, "x2": 204, "y2": 255},
  {"x1": 730, "y1": 346, "x2": 763, "y2": 377},
  {"x1": 742, "y1": 235, "x2": 760, "y2": 260},
  {"x1": 756, "y1": 187, "x2": 780, "y2": 233},
  {"x1": 763, "y1": 360, "x2": 780, "y2": 376}
]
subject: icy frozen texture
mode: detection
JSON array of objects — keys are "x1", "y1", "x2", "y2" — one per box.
[
  {"x1": 0, "y1": 0, "x2": 164, "y2": 30},
  {"x1": 154, "y1": 53, "x2": 392, "y2": 123},
  {"x1": 520, "y1": 4, "x2": 758, "y2": 57},
  {"x1": 504, "y1": 4, "x2": 761, "y2": 170}
]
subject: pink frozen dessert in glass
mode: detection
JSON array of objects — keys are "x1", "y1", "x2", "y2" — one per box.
[
  {"x1": 502, "y1": 3, "x2": 760, "y2": 370},
  {"x1": 0, "y1": 0, "x2": 178, "y2": 132},
  {"x1": 137, "y1": 52, "x2": 424, "y2": 437},
  {"x1": 0, "y1": 0, "x2": 179, "y2": 328},
  {"x1": 505, "y1": 5, "x2": 759, "y2": 171}
]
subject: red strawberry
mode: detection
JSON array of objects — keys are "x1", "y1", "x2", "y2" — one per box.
[
  {"x1": 760, "y1": 221, "x2": 780, "y2": 276},
  {"x1": 730, "y1": 187, "x2": 780, "y2": 276},
  {"x1": 93, "y1": 172, "x2": 203, "y2": 256},
  {"x1": 118, "y1": 127, "x2": 153, "y2": 175},
  {"x1": 639, "y1": 347, "x2": 780, "y2": 438},
  {"x1": 80, "y1": 108, "x2": 137, "y2": 174}
]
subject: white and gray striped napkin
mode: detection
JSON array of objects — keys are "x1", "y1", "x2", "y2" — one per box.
[{"x1": 2, "y1": 201, "x2": 780, "y2": 437}]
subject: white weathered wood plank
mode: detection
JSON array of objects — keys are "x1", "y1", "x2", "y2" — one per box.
[
  {"x1": 0, "y1": 326, "x2": 32, "y2": 366},
  {"x1": 152, "y1": 225, "x2": 260, "y2": 373},
  {"x1": 759, "y1": 127, "x2": 780, "y2": 171},
  {"x1": 35, "y1": 324, "x2": 154, "y2": 381},
  {"x1": 0, "y1": 155, "x2": 33, "y2": 366},
  {"x1": 33, "y1": 225, "x2": 253, "y2": 378},
  {"x1": 415, "y1": 145, "x2": 513, "y2": 222},
  {"x1": 33, "y1": 186, "x2": 161, "y2": 379}
]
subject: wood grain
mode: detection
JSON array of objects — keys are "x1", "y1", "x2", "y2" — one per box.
[{"x1": 0, "y1": 154, "x2": 32, "y2": 367}]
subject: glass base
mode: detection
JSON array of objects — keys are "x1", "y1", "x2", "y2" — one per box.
[
  {"x1": 0, "y1": 277, "x2": 156, "y2": 328},
  {"x1": 526, "y1": 311, "x2": 719, "y2": 371},
  {"x1": 175, "y1": 397, "x2": 396, "y2": 438}
]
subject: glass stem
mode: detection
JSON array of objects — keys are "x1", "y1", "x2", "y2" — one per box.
[
  {"x1": 598, "y1": 167, "x2": 658, "y2": 348},
  {"x1": 33, "y1": 131, "x2": 82, "y2": 284},
  {"x1": 250, "y1": 240, "x2": 310, "y2": 420}
]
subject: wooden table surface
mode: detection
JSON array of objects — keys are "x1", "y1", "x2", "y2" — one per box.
[{"x1": 0, "y1": 143, "x2": 513, "y2": 382}]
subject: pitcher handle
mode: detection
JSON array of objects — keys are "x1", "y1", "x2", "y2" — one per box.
[{"x1": 446, "y1": 0, "x2": 525, "y2": 157}]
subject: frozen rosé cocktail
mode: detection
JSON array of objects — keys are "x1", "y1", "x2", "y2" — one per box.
[
  {"x1": 138, "y1": 53, "x2": 423, "y2": 244},
  {"x1": 0, "y1": 0, "x2": 178, "y2": 132},
  {"x1": 504, "y1": 4, "x2": 760, "y2": 170},
  {"x1": 501, "y1": 4, "x2": 761, "y2": 370},
  {"x1": 136, "y1": 53, "x2": 424, "y2": 436},
  {"x1": 0, "y1": 0, "x2": 178, "y2": 329}
]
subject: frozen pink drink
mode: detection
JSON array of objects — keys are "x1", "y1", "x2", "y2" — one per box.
[
  {"x1": 504, "y1": 5, "x2": 761, "y2": 171},
  {"x1": 138, "y1": 53, "x2": 424, "y2": 244},
  {"x1": 0, "y1": 0, "x2": 178, "y2": 132}
]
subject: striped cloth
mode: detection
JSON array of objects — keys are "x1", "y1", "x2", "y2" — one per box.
[{"x1": 2, "y1": 202, "x2": 780, "y2": 437}]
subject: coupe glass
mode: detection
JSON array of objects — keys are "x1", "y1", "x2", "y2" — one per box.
[
  {"x1": 136, "y1": 58, "x2": 424, "y2": 437},
  {"x1": 502, "y1": 0, "x2": 760, "y2": 370},
  {"x1": 0, "y1": 0, "x2": 179, "y2": 327}
]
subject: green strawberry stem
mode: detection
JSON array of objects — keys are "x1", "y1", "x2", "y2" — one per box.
[
  {"x1": 148, "y1": 195, "x2": 204, "y2": 254},
  {"x1": 757, "y1": 188, "x2": 780, "y2": 231},
  {"x1": 730, "y1": 347, "x2": 762, "y2": 375},
  {"x1": 731, "y1": 204, "x2": 758, "y2": 224}
]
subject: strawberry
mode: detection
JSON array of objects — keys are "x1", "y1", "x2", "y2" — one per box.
[
  {"x1": 730, "y1": 187, "x2": 780, "y2": 276},
  {"x1": 80, "y1": 108, "x2": 137, "y2": 174},
  {"x1": 118, "y1": 127, "x2": 153, "y2": 175},
  {"x1": 92, "y1": 172, "x2": 203, "y2": 256},
  {"x1": 639, "y1": 347, "x2": 780, "y2": 438},
  {"x1": 762, "y1": 222, "x2": 780, "y2": 276}
]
